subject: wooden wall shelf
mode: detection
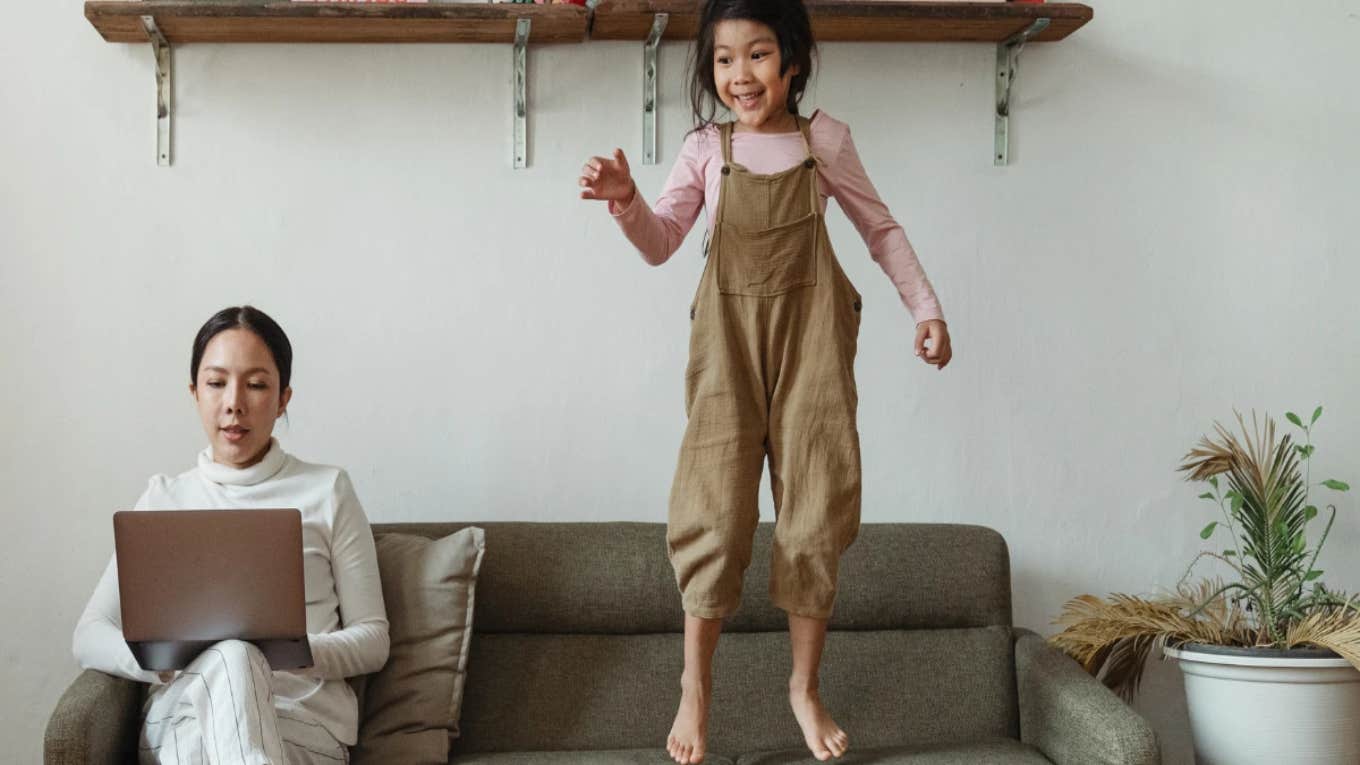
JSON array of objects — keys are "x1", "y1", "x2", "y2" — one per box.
[
  {"x1": 591, "y1": 0, "x2": 1092, "y2": 44},
  {"x1": 83, "y1": 0, "x2": 1093, "y2": 167},
  {"x1": 85, "y1": 1, "x2": 589, "y2": 45}
]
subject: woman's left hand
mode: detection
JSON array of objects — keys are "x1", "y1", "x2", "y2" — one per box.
[{"x1": 914, "y1": 320, "x2": 952, "y2": 370}]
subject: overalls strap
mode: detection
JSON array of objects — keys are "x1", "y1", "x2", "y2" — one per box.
[{"x1": 796, "y1": 115, "x2": 816, "y2": 162}]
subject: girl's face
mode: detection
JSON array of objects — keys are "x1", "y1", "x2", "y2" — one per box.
[
  {"x1": 712, "y1": 19, "x2": 798, "y2": 134},
  {"x1": 191, "y1": 328, "x2": 291, "y2": 469}
]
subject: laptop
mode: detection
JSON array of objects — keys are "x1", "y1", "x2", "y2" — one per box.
[{"x1": 113, "y1": 508, "x2": 314, "y2": 672}]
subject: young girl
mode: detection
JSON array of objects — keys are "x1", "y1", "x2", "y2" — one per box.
[
  {"x1": 72, "y1": 305, "x2": 389, "y2": 764},
  {"x1": 579, "y1": 0, "x2": 952, "y2": 762}
]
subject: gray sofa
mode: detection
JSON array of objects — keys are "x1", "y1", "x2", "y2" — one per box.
[{"x1": 47, "y1": 522, "x2": 1160, "y2": 764}]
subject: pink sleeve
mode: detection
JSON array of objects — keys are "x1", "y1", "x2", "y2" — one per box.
[
  {"x1": 822, "y1": 126, "x2": 945, "y2": 324},
  {"x1": 607, "y1": 132, "x2": 708, "y2": 267}
]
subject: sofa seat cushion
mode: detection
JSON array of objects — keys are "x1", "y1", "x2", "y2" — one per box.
[
  {"x1": 453, "y1": 626, "x2": 1015, "y2": 755},
  {"x1": 449, "y1": 749, "x2": 737, "y2": 765},
  {"x1": 736, "y1": 739, "x2": 1051, "y2": 764}
]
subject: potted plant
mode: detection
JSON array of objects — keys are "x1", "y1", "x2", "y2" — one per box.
[{"x1": 1049, "y1": 407, "x2": 1360, "y2": 764}]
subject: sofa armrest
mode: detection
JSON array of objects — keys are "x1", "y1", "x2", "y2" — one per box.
[
  {"x1": 1014, "y1": 627, "x2": 1160, "y2": 765},
  {"x1": 44, "y1": 670, "x2": 143, "y2": 765}
]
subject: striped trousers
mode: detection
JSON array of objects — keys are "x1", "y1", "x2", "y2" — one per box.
[{"x1": 138, "y1": 640, "x2": 347, "y2": 765}]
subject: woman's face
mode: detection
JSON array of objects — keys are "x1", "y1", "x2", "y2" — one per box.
[
  {"x1": 191, "y1": 328, "x2": 292, "y2": 469},
  {"x1": 713, "y1": 19, "x2": 798, "y2": 134}
]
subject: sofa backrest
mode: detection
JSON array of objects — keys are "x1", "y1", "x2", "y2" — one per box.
[
  {"x1": 370, "y1": 521, "x2": 1017, "y2": 755},
  {"x1": 372, "y1": 522, "x2": 1012, "y2": 633}
]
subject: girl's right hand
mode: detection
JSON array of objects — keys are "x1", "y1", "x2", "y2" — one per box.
[{"x1": 579, "y1": 148, "x2": 636, "y2": 208}]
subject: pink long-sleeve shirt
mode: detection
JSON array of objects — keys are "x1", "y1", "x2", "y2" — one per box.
[{"x1": 609, "y1": 109, "x2": 944, "y2": 324}]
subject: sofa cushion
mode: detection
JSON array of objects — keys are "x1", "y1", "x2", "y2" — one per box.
[
  {"x1": 450, "y1": 626, "x2": 1017, "y2": 756},
  {"x1": 449, "y1": 749, "x2": 737, "y2": 764},
  {"x1": 736, "y1": 739, "x2": 1052, "y2": 764},
  {"x1": 353, "y1": 527, "x2": 487, "y2": 765},
  {"x1": 372, "y1": 522, "x2": 1011, "y2": 634}
]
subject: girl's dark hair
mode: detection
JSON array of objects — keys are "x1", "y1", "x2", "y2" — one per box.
[
  {"x1": 687, "y1": 0, "x2": 817, "y2": 133},
  {"x1": 190, "y1": 306, "x2": 293, "y2": 395}
]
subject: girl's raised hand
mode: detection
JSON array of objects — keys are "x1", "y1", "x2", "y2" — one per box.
[
  {"x1": 579, "y1": 148, "x2": 636, "y2": 207},
  {"x1": 914, "y1": 319, "x2": 952, "y2": 370}
]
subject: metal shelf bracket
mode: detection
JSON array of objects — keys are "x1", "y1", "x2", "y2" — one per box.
[
  {"x1": 141, "y1": 15, "x2": 171, "y2": 166},
  {"x1": 513, "y1": 17, "x2": 531, "y2": 169},
  {"x1": 994, "y1": 17, "x2": 1049, "y2": 166},
  {"x1": 642, "y1": 12, "x2": 668, "y2": 165}
]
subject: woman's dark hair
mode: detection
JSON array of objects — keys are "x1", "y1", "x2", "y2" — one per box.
[
  {"x1": 190, "y1": 306, "x2": 293, "y2": 395},
  {"x1": 687, "y1": 0, "x2": 817, "y2": 132}
]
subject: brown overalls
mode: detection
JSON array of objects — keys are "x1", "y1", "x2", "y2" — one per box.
[{"x1": 667, "y1": 116, "x2": 862, "y2": 620}]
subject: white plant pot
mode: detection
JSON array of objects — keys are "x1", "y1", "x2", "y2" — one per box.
[{"x1": 1164, "y1": 642, "x2": 1360, "y2": 764}]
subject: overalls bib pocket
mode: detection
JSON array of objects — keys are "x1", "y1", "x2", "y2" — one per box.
[{"x1": 716, "y1": 211, "x2": 819, "y2": 297}]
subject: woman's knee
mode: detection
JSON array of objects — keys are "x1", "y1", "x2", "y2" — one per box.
[{"x1": 198, "y1": 639, "x2": 269, "y2": 673}]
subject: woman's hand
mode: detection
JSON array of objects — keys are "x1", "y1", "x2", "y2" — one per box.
[
  {"x1": 579, "y1": 148, "x2": 636, "y2": 208},
  {"x1": 914, "y1": 319, "x2": 952, "y2": 370}
]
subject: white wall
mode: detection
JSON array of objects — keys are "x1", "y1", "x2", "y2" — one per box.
[{"x1": 4, "y1": 1, "x2": 1359, "y2": 761}]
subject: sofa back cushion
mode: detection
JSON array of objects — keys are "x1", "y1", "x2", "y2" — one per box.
[
  {"x1": 370, "y1": 522, "x2": 1012, "y2": 634},
  {"x1": 450, "y1": 625, "x2": 1018, "y2": 754}
]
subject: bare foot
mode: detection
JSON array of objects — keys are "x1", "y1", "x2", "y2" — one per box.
[
  {"x1": 788, "y1": 681, "x2": 849, "y2": 761},
  {"x1": 667, "y1": 673, "x2": 710, "y2": 764}
]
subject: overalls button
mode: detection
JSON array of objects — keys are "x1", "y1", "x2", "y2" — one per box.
[
  {"x1": 721, "y1": 165, "x2": 731, "y2": 175},
  {"x1": 803, "y1": 158, "x2": 815, "y2": 169},
  {"x1": 853, "y1": 300, "x2": 862, "y2": 312}
]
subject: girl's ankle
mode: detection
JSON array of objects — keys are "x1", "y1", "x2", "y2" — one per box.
[{"x1": 680, "y1": 670, "x2": 712, "y2": 691}]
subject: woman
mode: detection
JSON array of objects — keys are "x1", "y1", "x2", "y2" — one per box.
[{"x1": 73, "y1": 305, "x2": 389, "y2": 764}]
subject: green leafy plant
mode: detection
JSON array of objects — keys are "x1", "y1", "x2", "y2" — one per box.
[{"x1": 1049, "y1": 407, "x2": 1360, "y2": 699}]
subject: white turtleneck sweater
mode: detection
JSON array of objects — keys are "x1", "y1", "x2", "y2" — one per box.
[{"x1": 72, "y1": 439, "x2": 390, "y2": 746}]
